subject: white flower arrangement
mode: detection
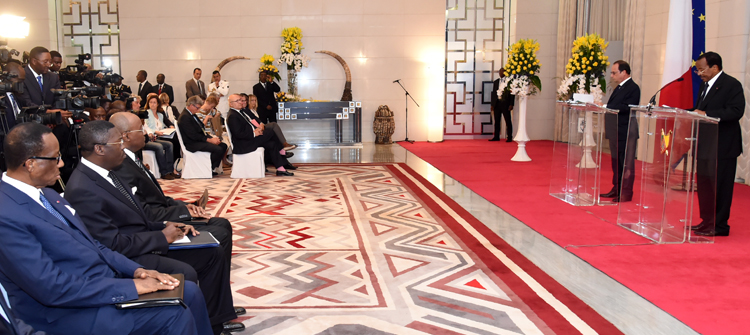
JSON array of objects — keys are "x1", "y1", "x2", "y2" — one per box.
[
  {"x1": 498, "y1": 74, "x2": 537, "y2": 98},
  {"x1": 279, "y1": 53, "x2": 310, "y2": 72},
  {"x1": 557, "y1": 73, "x2": 605, "y2": 102}
]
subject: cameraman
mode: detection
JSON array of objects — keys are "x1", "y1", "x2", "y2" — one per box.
[{"x1": 20, "y1": 47, "x2": 65, "y2": 114}]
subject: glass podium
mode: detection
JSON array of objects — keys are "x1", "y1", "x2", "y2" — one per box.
[
  {"x1": 550, "y1": 102, "x2": 619, "y2": 206},
  {"x1": 616, "y1": 106, "x2": 719, "y2": 243}
]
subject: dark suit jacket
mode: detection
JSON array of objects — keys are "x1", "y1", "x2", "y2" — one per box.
[
  {"x1": 177, "y1": 108, "x2": 214, "y2": 152},
  {"x1": 185, "y1": 79, "x2": 207, "y2": 100},
  {"x1": 605, "y1": 78, "x2": 641, "y2": 141},
  {"x1": 227, "y1": 108, "x2": 262, "y2": 155},
  {"x1": 253, "y1": 81, "x2": 280, "y2": 123},
  {"x1": 152, "y1": 83, "x2": 175, "y2": 105},
  {"x1": 0, "y1": 182, "x2": 141, "y2": 334},
  {"x1": 136, "y1": 81, "x2": 153, "y2": 108},
  {"x1": 114, "y1": 155, "x2": 191, "y2": 222},
  {"x1": 65, "y1": 163, "x2": 170, "y2": 258},
  {"x1": 694, "y1": 72, "x2": 745, "y2": 159},
  {"x1": 491, "y1": 79, "x2": 515, "y2": 111},
  {"x1": 0, "y1": 294, "x2": 46, "y2": 335},
  {"x1": 19, "y1": 66, "x2": 61, "y2": 107}
]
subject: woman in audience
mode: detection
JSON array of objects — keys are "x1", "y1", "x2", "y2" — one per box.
[
  {"x1": 200, "y1": 94, "x2": 232, "y2": 167},
  {"x1": 160, "y1": 92, "x2": 180, "y2": 123},
  {"x1": 144, "y1": 93, "x2": 180, "y2": 179}
]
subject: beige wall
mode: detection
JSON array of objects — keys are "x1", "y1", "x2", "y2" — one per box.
[
  {"x1": 0, "y1": 0, "x2": 57, "y2": 57},
  {"x1": 117, "y1": 0, "x2": 445, "y2": 142},
  {"x1": 509, "y1": 0, "x2": 559, "y2": 140}
]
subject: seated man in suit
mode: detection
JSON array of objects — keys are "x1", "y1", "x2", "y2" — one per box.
[
  {"x1": 177, "y1": 95, "x2": 228, "y2": 175},
  {"x1": 0, "y1": 122, "x2": 212, "y2": 335},
  {"x1": 0, "y1": 279, "x2": 47, "y2": 335},
  {"x1": 64, "y1": 121, "x2": 242, "y2": 335},
  {"x1": 227, "y1": 94, "x2": 294, "y2": 176},
  {"x1": 110, "y1": 112, "x2": 235, "y2": 248}
]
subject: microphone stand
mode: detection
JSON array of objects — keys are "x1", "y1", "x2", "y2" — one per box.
[{"x1": 394, "y1": 80, "x2": 419, "y2": 143}]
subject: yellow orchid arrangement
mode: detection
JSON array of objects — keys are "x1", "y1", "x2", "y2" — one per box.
[
  {"x1": 258, "y1": 54, "x2": 281, "y2": 81},
  {"x1": 499, "y1": 39, "x2": 542, "y2": 96},
  {"x1": 280, "y1": 27, "x2": 303, "y2": 54},
  {"x1": 558, "y1": 34, "x2": 610, "y2": 99}
]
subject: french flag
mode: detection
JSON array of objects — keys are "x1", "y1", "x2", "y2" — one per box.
[{"x1": 659, "y1": 0, "x2": 706, "y2": 109}]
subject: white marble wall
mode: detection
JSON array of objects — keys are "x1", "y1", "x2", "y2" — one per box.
[
  {"x1": 117, "y1": 0, "x2": 445, "y2": 142},
  {"x1": 1, "y1": 0, "x2": 57, "y2": 58},
  {"x1": 509, "y1": 0, "x2": 559, "y2": 140}
]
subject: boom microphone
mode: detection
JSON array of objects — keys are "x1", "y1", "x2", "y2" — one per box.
[
  {"x1": 393, "y1": 79, "x2": 400, "y2": 83},
  {"x1": 649, "y1": 77, "x2": 685, "y2": 106}
]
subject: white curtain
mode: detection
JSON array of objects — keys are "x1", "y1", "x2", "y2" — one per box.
[{"x1": 622, "y1": 0, "x2": 647, "y2": 87}]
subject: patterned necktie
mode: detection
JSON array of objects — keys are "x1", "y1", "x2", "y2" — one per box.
[
  {"x1": 37, "y1": 75, "x2": 43, "y2": 91},
  {"x1": 40, "y1": 193, "x2": 70, "y2": 227},
  {"x1": 134, "y1": 157, "x2": 158, "y2": 187},
  {"x1": 109, "y1": 171, "x2": 138, "y2": 209}
]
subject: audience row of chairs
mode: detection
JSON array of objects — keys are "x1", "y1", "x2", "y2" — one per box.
[{"x1": 174, "y1": 123, "x2": 265, "y2": 179}]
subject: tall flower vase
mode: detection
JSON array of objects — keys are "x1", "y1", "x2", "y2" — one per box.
[
  {"x1": 287, "y1": 68, "x2": 298, "y2": 97},
  {"x1": 511, "y1": 95, "x2": 532, "y2": 162}
]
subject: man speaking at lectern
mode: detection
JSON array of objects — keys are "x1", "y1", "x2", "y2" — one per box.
[
  {"x1": 601, "y1": 60, "x2": 640, "y2": 203},
  {"x1": 690, "y1": 52, "x2": 745, "y2": 237}
]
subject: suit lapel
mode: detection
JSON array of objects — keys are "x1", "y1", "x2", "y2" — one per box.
[
  {"x1": 79, "y1": 164, "x2": 148, "y2": 218},
  {"x1": 25, "y1": 67, "x2": 42, "y2": 97},
  {"x1": 699, "y1": 73, "x2": 724, "y2": 109}
]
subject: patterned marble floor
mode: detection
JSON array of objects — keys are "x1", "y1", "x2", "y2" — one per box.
[{"x1": 159, "y1": 143, "x2": 697, "y2": 335}]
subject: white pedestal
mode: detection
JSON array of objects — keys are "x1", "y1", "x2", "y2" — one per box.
[{"x1": 511, "y1": 95, "x2": 531, "y2": 162}]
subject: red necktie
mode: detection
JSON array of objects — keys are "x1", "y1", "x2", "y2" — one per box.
[{"x1": 158, "y1": 85, "x2": 162, "y2": 94}]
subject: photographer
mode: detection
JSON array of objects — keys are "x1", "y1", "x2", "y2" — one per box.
[{"x1": 0, "y1": 60, "x2": 27, "y2": 171}]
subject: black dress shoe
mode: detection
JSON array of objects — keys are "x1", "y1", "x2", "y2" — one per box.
[
  {"x1": 212, "y1": 172, "x2": 218, "y2": 176},
  {"x1": 285, "y1": 152, "x2": 294, "y2": 158},
  {"x1": 223, "y1": 321, "x2": 245, "y2": 332},
  {"x1": 234, "y1": 306, "x2": 246, "y2": 315},
  {"x1": 694, "y1": 229, "x2": 729, "y2": 237},
  {"x1": 276, "y1": 170, "x2": 294, "y2": 176},
  {"x1": 489, "y1": 138, "x2": 500, "y2": 141},
  {"x1": 506, "y1": 138, "x2": 513, "y2": 142},
  {"x1": 612, "y1": 195, "x2": 632, "y2": 202},
  {"x1": 689, "y1": 221, "x2": 711, "y2": 231},
  {"x1": 283, "y1": 163, "x2": 297, "y2": 170},
  {"x1": 600, "y1": 189, "x2": 618, "y2": 198}
]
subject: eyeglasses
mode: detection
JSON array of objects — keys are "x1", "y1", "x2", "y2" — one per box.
[
  {"x1": 123, "y1": 129, "x2": 143, "y2": 134},
  {"x1": 29, "y1": 152, "x2": 62, "y2": 163},
  {"x1": 95, "y1": 139, "x2": 124, "y2": 147},
  {"x1": 694, "y1": 68, "x2": 708, "y2": 76}
]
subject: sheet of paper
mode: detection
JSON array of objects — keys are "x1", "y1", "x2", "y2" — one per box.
[{"x1": 172, "y1": 235, "x2": 191, "y2": 244}]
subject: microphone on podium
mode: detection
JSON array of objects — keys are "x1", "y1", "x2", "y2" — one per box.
[
  {"x1": 648, "y1": 77, "x2": 685, "y2": 106},
  {"x1": 393, "y1": 79, "x2": 400, "y2": 83}
]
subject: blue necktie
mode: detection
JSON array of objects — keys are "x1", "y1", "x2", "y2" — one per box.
[
  {"x1": 36, "y1": 75, "x2": 43, "y2": 92},
  {"x1": 40, "y1": 193, "x2": 70, "y2": 227}
]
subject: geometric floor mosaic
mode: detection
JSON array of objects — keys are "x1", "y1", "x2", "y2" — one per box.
[{"x1": 160, "y1": 164, "x2": 621, "y2": 334}]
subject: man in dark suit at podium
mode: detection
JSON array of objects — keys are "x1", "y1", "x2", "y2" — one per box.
[
  {"x1": 690, "y1": 52, "x2": 745, "y2": 237},
  {"x1": 601, "y1": 60, "x2": 640, "y2": 202},
  {"x1": 490, "y1": 69, "x2": 515, "y2": 142}
]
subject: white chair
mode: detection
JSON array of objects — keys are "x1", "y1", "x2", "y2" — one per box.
[
  {"x1": 174, "y1": 124, "x2": 213, "y2": 179},
  {"x1": 225, "y1": 120, "x2": 266, "y2": 179},
  {"x1": 141, "y1": 150, "x2": 161, "y2": 179}
]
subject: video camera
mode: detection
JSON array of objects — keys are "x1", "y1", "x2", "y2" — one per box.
[
  {"x1": 58, "y1": 53, "x2": 123, "y2": 87},
  {"x1": 16, "y1": 105, "x2": 63, "y2": 126},
  {"x1": 52, "y1": 87, "x2": 102, "y2": 123}
]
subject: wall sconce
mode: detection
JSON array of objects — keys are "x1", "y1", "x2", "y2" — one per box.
[{"x1": 0, "y1": 14, "x2": 30, "y2": 39}]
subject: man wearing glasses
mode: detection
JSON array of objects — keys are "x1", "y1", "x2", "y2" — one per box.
[
  {"x1": 64, "y1": 120, "x2": 239, "y2": 334},
  {"x1": 690, "y1": 52, "x2": 745, "y2": 237},
  {"x1": 0, "y1": 122, "x2": 213, "y2": 334},
  {"x1": 177, "y1": 95, "x2": 228, "y2": 175}
]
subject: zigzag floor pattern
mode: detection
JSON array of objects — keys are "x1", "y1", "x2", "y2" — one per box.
[{"x1": 160, "y1": 164, "x2": 618, "y2": 334}]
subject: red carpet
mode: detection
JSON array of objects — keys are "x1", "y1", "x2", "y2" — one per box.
[{"x1": 400, "y1": 140, "x2": 750, "y2": 334}]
